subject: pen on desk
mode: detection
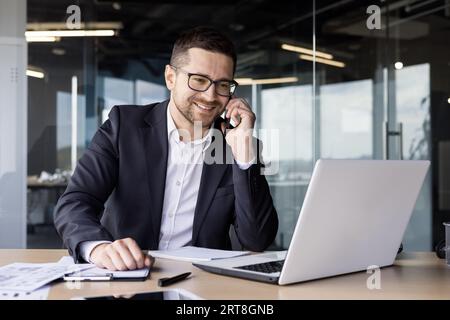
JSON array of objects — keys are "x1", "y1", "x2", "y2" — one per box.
[{"x1": 158, "y1": 272, "x2": 191, "y2": 287}]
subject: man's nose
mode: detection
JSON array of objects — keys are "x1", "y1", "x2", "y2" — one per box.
[{"x1": 202, "y1": 83, "x2": 219, "y2": 100}]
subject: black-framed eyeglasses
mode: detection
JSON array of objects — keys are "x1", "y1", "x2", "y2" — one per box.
[{"x1": 170, "y1": 65, "x2": 238, "y2": 97}]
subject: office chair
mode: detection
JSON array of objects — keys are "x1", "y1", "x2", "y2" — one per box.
[{"x1": 435, "y1": 239, "x2": 446, "y2": 259}]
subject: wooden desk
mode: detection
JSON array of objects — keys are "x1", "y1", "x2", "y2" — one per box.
[{"x1": 1, "y1": 250, "x2": 449, "y2": 299}]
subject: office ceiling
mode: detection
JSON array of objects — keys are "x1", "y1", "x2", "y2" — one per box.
[
  {"x1": 27, "y1": 1, "x2": 316, "y2": 56},
  {"x1": 27, "y1": 0, "x2": 450, "y2": 79}
]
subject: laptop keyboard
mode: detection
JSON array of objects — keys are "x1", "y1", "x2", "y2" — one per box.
[{"x1": 235, "y1": 260, "x2": 285, "y2": 274}]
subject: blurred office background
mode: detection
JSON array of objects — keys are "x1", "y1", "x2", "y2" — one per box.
[{"x1": 0, "y1": 0, "x2": 449, "y2": 251}]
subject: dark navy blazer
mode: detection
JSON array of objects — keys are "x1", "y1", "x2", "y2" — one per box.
[{"x1": 54, "y1": 100, "x2": 278, "y2": 262}]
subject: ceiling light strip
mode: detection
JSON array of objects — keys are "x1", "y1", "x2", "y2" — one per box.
[
  {"x1": 236, "y1": 77, "x2": 298, "y2": 85},
  {"x1": 299, "y1": 54, "x2": 345, "y2": 68},
  {"x1": 26, "y1": 70, "x2": 44, "y2": 78},
  {"x1": 26, "y1": 36, "x2": 59, "y2": 42},
  {"x1": 25, "y1": 30, "x2": 115, "y2": 38},
  {"x1": 282, "y1": 43, "x2": 333, "y2": 60}
]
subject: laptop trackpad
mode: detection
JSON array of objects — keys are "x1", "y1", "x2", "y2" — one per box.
[{"x1": 258, "y1": 252, "x2": 286, "y2": 260}]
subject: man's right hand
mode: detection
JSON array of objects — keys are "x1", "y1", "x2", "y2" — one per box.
[{"x1": 90, "y1": 237, "x2": 153, "y2": 271}]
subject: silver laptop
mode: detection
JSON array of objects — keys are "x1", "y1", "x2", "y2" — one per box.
[{"x1": 193, "y1": 159, "x2": 430, "y2": 285}]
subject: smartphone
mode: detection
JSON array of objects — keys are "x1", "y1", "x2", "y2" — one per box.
[{"x1": 223, "y1": 95, "x2": 235, "y2": 134}]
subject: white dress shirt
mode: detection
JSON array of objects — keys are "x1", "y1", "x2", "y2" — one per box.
[
  {"x1": 157, "y1": 106, "x2": 213, "y2": 250},
  {"x1": 79, "y1": 105, "x2": 253, "y2": 262}
]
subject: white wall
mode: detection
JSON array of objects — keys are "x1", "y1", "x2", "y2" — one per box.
[{"x1": 0, "y1": 0, "x2": 27, "y2": 248}]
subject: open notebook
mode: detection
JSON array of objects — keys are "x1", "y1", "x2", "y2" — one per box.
[
  {"x1": 63, "y1": 266, "x2": 150, "y2": 281},
  {"x1": 60, "y1": 256, "x2": 150, "y2": 281}
]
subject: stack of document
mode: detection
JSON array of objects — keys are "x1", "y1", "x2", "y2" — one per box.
[
  {"x1": 0, "y1": 257, "x2": 92, "y2": 299},
  {"x1": 0, "y1": 256, "x2": 151, "y2": 300},
  {"x1": 148, "y1": 246, "x2": 250, "y2": 262}
]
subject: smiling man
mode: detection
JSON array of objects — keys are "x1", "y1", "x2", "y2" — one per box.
[{"x1": 54, "y1": 26, "x2": 278, "y2": 271}]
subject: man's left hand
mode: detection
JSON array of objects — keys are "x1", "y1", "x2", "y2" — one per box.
[{"x1": 221, "y1": 98, "x2": 256, "y2": 163}]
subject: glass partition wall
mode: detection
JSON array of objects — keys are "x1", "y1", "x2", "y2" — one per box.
[
  {"x1": 255, "y1": 0, "x2": 444, "y2": 251},
  {"x1": 311, "y1": 0, "x2": 449, "y2": 251},
  {"x1": 26, "y1": 0, "x2": 449, "y2": 250},
  {"x1": 235, "y1": 3, "x2": 315, "y2": 249}
]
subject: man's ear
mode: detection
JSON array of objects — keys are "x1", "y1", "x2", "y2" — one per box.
[{"x1": 165, "y1": 65, "x2": 175, "y2": 91}]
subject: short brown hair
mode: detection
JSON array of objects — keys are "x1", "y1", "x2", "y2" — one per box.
[{"x1": 170, "y1": 26, "x2": 237, "y2": 74}]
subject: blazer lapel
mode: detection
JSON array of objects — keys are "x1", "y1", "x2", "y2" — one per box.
[
  {"x1": 191, "y1": 121, "x2": 229, "y2": 245},
  {"x1": 141, "y1": 100, "x2": 169, "y2": 248}
]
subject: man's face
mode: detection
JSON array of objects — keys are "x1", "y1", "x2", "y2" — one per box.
[{"x1": 165, "y1": 48, "x2": 234, "y2": 129}]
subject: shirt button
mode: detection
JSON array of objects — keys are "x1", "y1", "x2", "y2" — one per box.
[
  {"x1": 169, "y1": 214, "x2": 174, "y2": 218},
  {"x1": 176, "y1": 181, "x2": 181, "y2": 186}
]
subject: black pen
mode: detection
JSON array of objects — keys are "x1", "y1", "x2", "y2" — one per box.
[{"x1": 158, "y1": 272, "x2": 191, "y2": 287}]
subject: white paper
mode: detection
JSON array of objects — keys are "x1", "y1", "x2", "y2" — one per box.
[
  {"x1": 148, "y1": 246, "x2": 250, "y2": 262},
  {"x1": 0, "y1": 257, "x2": 93, "y2": 292},
  {"x1": 0, "y1": 285, "x2": 50, "y2": 300},
  {"x1": 57, "y1": 256, "x2": 81, "y2": 266}
]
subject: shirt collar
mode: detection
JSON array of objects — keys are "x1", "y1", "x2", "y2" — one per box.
[{"x1": 167, "y1": 104, "x2": 213, "y2": 152}]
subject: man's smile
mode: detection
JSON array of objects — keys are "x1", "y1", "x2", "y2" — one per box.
[{"x1": 193, "y1": 102, "x2": 215, "y2": 112}]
